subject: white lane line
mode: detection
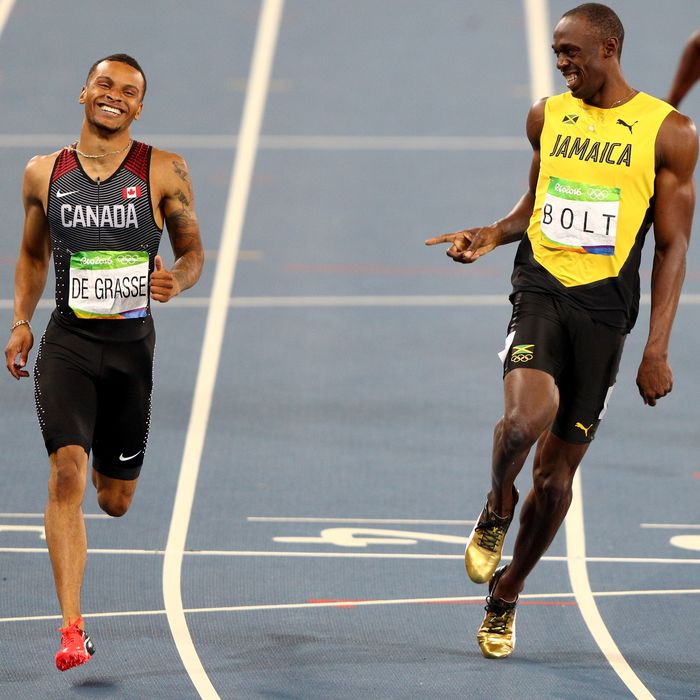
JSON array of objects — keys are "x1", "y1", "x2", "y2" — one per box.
[
  {"x1": 161, "y1": 2, "x2": 284, "y2": 699},
  {"x1": 0, "y1": 134, "x2": 528, "y2": 151},
  {"x1": 2, "y1": 588, "x2": 698, "y2": 625},
  {"x1": 6, "y1": 293, "x2": 700, "y2": 310},
  {"x1": 567, "y1": 472, "x2": 655, "y2": 700},
  {"x1": 524, "y1": 0, "x2": 555, "y2": 99},
  {"x1": 641, "y1": 523, "x2": 700, "y2": 529},
  {"x1": 526, "y1": 2, "x2": 654, "y2": 698},
  {"x1": 247, "y1": 517, "x2": 476, "y2": 524},
  {"x1": 0, "y1": 0, "x2": 15, "y2": 35},
  {"x1": 2, "y1": 547, "x2": 699, "y2": 565}
]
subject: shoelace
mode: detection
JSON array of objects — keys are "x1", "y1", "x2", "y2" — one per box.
[
  {"x1": 484, "y1": 597, "x2": 516, "y2": 634},
  {"x1": 475, "y1": 517, "x2": 508, "y2": 552}
]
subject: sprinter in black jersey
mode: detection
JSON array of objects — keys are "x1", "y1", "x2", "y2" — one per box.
[{"x1": 4, "y1": 54, "x2": 204, "y2": 671}]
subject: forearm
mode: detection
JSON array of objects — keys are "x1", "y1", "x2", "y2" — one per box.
[
  {"x1": 171, "y1": 247, "x2": 204, "y2": 293},
  {"x1": 667, "y1": 36, "x2": 700, "y2": 107},
  {"x1": 644, "y1": 241, "x2": 688, "y2": 358},
  {"x1": 13, "y1": 253, "x2": 49, "y2": 322},
  {"x1": 492, "y1": 191, "x2": 535, "y2": 246}
]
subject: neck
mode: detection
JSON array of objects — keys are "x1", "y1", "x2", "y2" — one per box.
[
  {"x1": 583, "y1": 76, "x2": 636, "y2": 110},
  {"x1": 77, "y1": 122, "x2": 132, "y2": 155}
]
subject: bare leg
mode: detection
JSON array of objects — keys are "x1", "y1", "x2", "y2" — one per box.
[
  {"x1": 44, "y1": 446, "x2": 89, "y2": 628},
  {"x1": 487, "y1": 368, "x2": 559, "y2": 517},
  {"x1": 493, "y1": 430, "x2": 588, "y2": 602},
  {"x1": 92, "y1": 469, "x2": 138, "y2": 518}
]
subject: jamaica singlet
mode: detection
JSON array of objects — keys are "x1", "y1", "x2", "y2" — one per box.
[
  {"x1": 511, "y1": 91, "x2": 674, "y2": 331},
  {"x1": 46, "y1": 141, "x2": 163, "y2": 341}
]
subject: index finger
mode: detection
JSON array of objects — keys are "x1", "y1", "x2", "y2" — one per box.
[{"x1": 425, "y1": 233, "x2": 458, "y2": 246}]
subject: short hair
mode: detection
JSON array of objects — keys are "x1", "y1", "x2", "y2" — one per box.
[
  {"x1": 562, "y1": 3, "x2": 625, "y2": 58},
  {"x1": 85, "y1": 53, "x2": 147, "y2": 98}
]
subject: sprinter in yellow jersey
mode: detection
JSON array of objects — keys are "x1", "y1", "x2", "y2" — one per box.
[{"x1": 426, "y1": 3, "x2": 697, "y2": 659}]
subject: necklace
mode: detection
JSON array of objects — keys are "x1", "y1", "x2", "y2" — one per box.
[
  {"x1": 69, "y1": 140, "x2": 132, "y2": 159},
  {"x1": 609, "y1": 89, "x2": 637, "y2": 109}
]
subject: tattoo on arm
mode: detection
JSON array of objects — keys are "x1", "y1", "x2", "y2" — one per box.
[{"x1": 172, "y1": 160, "x2": 193, "y2": 196}]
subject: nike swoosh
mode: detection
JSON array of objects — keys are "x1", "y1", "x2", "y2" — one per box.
[
  {"x1": 56, "y1": 189, "x2": 79, "y2": 198},
  {"x1": 119, "y1": 451, "x2": 142, "y2": 462}
]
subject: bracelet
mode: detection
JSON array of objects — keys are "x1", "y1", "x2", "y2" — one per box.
[{"x1": 11, "y1": 319, "x2": 31, "y2": 332}]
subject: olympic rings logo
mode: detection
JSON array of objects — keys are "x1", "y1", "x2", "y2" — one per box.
[
  {"x1": 511, "y1": 353, "x2": 533, "y2": 363},
  {"x1": 117, "y1": 255, "x2": 141, "y2": 265},
  {"x1": 586, "y1": 188, "x2": 610, "y2": 200}
]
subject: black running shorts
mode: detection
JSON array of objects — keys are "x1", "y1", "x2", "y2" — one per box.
[
  {"x1": 501, "y1": 291, "x2": 626, "y2": 443},
  {"x1": 34, "y1": 318, "x2": 155, "y2": 479}
]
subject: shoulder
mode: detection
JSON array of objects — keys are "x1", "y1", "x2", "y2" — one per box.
[
  {"x1": 526, "y1": 97, "x2": 549, "y2": 148},
  {"x1": 149, "y1": 146, "x2": 189, "y2": 174},
  {"x1": 657, "y1": 109, "x2": 698, "y2": 176},
  {"x1": 23, "y1": 151, "x2": 59, "y2": 198},
  {"x1": 148, "y1": 146, "x2": 192, "y2": 191}
]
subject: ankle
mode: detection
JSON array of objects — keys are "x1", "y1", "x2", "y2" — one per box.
[
  {"x1": 492, "y1": 574, "x2": 521, "y2": 603},
  {"x1": 487, "y1": 490, "x2": 514, "y2": 519}
]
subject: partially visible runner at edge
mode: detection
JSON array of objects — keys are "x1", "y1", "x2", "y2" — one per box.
[
  {"x1": 666, "y1": 28, "x2": 700, "y2": 108},
  {"x1": 426, "y1": 3, "x2": 697, "y2": 659},
  {"x1": 4, "y1": 53, "x2": 204, "y2": 671}
]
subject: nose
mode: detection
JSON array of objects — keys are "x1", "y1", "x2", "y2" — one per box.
[{"x1": 555, "y1": 52, "x2": 570, "y2": 71}]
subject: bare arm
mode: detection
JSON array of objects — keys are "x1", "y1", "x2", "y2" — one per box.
[
  {"x1": 4, "y1": 156, "x2": 53, "y2": 379},
  {"x1": 666, "y1": 30, "x2": 700, "y2": 108},
  {"x1": 150, "y1": 151, "x2": 204, "y2": 302},
  {"x1": 636, "y1": 110, "x2": 698, "y2": 405},
  {"x1": 425, "y1": 98, "x2": 546, "y2": 262}
]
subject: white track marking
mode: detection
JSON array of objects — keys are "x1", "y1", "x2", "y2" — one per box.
[
  {"x1": 524, "y1": 0, "x2": 555, "y2": 99},
  {"x1": 640, "y1": 523, "x2": 700, "y2": 529},
  {"x1": 161, "y1": 2, "x2": 284, "y2": 698},
  {"x1": 0, "y1": 134, "x2": 528, "y2": 151},
  {"x1": 2, "y1": 546, "x2": 699, "y2": 565},
  {"x1": 567, "y1": 473, "x2": 655, "y2": 699},
  {"x1": 1, "y1": 587, "x2": 697, "y2": 625},
  {"x1": 526, "y1": 2, "x2": 654, "y2": 698},
  {"x1": 247, "y1": 517, "x2": 476, "y2": 524},
  {"x1": 4, "y1": 294, "x2": 700, "y2": 311},
  {"x1": 0, "y1": 0, "x2": 14, "y2": 35}
]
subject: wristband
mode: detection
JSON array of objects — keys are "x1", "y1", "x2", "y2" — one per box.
[{"x1": 11, "y1": 319, "x2": 31, "y2": 332}]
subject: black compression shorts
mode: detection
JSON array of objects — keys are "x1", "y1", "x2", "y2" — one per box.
[
  {"x1": 501, "y1": 291, "x2": 626, "y2": 444},
  {"x1": 34, "y1": 317, "x2": 155, "y2": 479}
]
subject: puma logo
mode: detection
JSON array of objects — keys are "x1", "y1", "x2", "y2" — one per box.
[
  {"x1": 575, "y1": 422, "x2": 593, "y2": 437},
  {"x1": 616, "y1": 118, "x2": 638, "y2": 134}
]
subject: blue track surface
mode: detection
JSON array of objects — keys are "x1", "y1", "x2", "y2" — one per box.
[{"x1": 0, "y1": 2, "x2": 698, "y2": 698}]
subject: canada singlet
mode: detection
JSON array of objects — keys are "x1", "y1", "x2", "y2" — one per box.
[
  {"x1": 46, "y1": 141, "x2": 163, "y2": 341},
  {"x1": 511, "y1": 91, "x2": 674, "y2": 331}
]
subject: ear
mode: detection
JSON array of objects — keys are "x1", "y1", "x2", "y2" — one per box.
[
  {"x1": 79, "y1": 86, "x2": 87, "y2": 104},
  {"x1": 134, "y1": 103, "x2": 143, "y2": 121},
  {"x1": 602, "y1": 37, "x2": 619, "y2": 59}
]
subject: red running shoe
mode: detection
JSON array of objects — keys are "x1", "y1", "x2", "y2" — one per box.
[{"x1": 55, "y1": 617, "x2": 95, "y2": 671}]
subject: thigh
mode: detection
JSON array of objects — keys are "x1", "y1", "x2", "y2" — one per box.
[
  {"x1": 501, "y1": 292, "x2": 568, "y2": 380},
  {"x1": 34, "y1": 320, "x2": 99, "y2": 456},
  {"x1": 553, "y1": 316, "x2": 626, "y2": 444},
  {"x1": 93, "y1": 330, "x2": 155, "y2": 480}
]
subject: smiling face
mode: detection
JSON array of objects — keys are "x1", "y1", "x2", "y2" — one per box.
[
  {"x1": 552, "y1": 14, "x2": 618, "y2": 103},
  {"x1": 79, "y1": 60, "x2": 144, "y2": 134}
]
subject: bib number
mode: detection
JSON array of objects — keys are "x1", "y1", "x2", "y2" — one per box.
[
  {"x1": 540, "y1": 177, "x2": 620, "y2": 255},
  {"x1": 69, "y1": 250, "x2": 149, "y2": 319}
]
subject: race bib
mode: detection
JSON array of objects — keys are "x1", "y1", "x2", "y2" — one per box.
[
  {"x1": 69, "y1": 250, "x2": 149, "y2": 319},
  {"x1": 540, "y1": 177, "x2": 620, "y2": 255}
]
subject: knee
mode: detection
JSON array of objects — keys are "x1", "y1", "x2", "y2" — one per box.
[
  {"x1": 498, "y1": 413, "x2": 541, "y2": 455},
  {"x1": 50, "y1": 448, "x2": 87, "y2": 501},
  {"x1": 96, "y1": 490, "x2": 133, "y2": 518}
]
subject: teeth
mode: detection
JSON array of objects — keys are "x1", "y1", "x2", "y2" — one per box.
[
  {"x1": 565, "y1": 74, "x2": 577, "y2": 86},
  {"x1": 100, "y1": 105, "x2": 120, "y2": 115}
]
